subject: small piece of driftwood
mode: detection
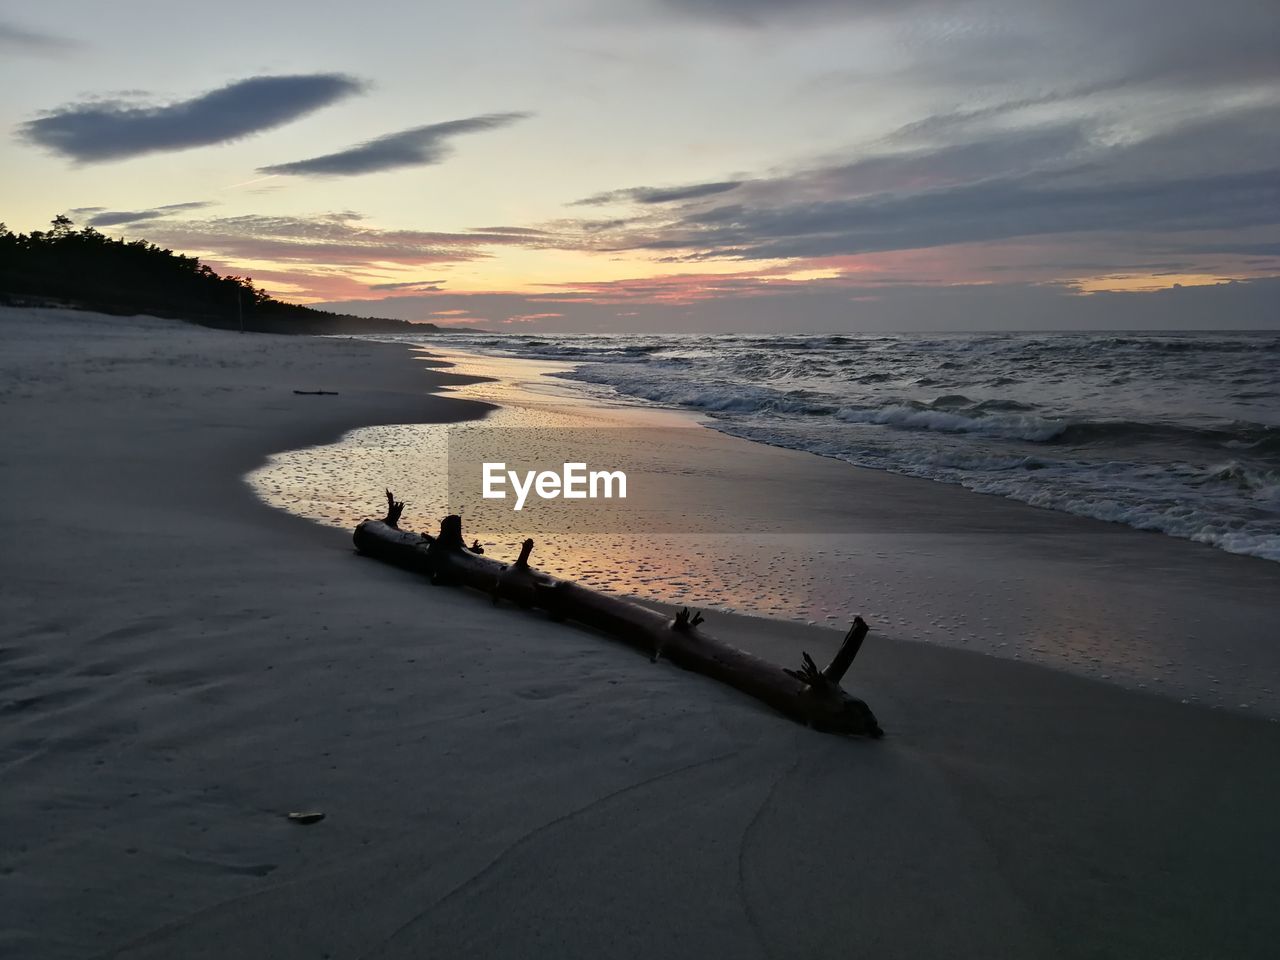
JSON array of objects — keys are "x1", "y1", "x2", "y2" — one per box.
[{"x1": 352, "y1": 493, "x2": 882, "y2": 737}]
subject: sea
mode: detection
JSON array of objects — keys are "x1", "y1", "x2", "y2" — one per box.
[{"x1": 412, "y1": 330, "x2": 1280, "y2": 563}]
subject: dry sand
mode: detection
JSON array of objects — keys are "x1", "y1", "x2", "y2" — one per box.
[{"x1": 2, "y1": 306, "x2": 1279, "y2": 959}]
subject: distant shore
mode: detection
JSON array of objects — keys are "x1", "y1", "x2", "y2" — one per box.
[{"x1": 4, "y1": 306, "x2": 1279, "y2": 959}]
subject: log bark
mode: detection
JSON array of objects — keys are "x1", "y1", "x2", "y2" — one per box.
[{"x1": 353, "y1": 504, "x2": 882, "y2": 738}]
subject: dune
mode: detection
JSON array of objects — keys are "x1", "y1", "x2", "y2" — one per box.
[{"x1": 2, "y1": 306, "x2": 1278, "y2": 960}]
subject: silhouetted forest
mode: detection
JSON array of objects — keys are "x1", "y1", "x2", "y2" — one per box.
[{"x1": 0, "y1": 216, "x2": 436, "y2": 335}]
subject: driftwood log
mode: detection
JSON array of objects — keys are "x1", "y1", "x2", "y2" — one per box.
[{"x1": 353, "y1": 491, "x2": 882, "y2": 737}]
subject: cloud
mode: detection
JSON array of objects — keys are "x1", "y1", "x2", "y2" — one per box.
[
  {"x1": 561, "y1": 104, "x2": 1280, "y2": 262},
  {"x1": 656, "y1": 0, "x2": 918, "y2": 25},
  {"x1": 367, "y1": 279, "x2": 448, "y2": 291},
  {"x1": 679, "y1": 169, "x2": 1278, "y2": 261},
  {"x1": 1187, "y1": 241, "x2": 1280, "y2": 258},
  {"x1": 662, "y1": 0, "x2": 1278, "y2": 95},
  {"x1": 765, "y1": 122, "x2": 1093, "y2": 202},
  {"x1": 572, "y1": 180, "x2": 744, "y2": 206},
  {"x1": 0, "y1": 21, "x2": 77, "y2": 54},
  {"x1": 467, "y1": 225, "x2": 550, "y2": 235},
  {"x1": 117, "y1": 211, "x2": 554, "y2": 267},
  {"x1": 258, "y1": 113, "x2": 530, "y2": 177},
  {"x1": 19, "y1": 74, "x2": 365, "y2": 162},
  {"x1": 876, "y1": 82, "x2": 1119, "y2": 148},
  {"x1": 70, "y1": 201, "x2": 214, "y2": 227}
]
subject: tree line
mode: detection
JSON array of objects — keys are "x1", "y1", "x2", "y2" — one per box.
[{"x1": 0, "y1": 215, "x2": 434, "y2": 335}]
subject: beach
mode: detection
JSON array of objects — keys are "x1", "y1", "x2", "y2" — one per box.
[
  {"x1": 3, "y1": 306, "x2": 1280, "y2": 959},
  {"x1": 253, "y1": 348, "x2": 1280, "y2": 715}
]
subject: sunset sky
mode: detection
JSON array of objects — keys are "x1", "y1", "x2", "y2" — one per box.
[{"x1": 2, "y1": 0, "x2": 1277, "y2": 330}]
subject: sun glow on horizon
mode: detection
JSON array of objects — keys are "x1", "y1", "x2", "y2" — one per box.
[{"x1": 1072, "y1": 273, "x2": 1245, "y2": 294}]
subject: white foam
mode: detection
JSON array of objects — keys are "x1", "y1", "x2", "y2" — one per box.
[{"x1": 834, "y1": 404, "x2": 1067, "y2": 442}]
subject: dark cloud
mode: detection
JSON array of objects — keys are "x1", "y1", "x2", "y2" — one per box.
[
  {"x1": 565, "y1": 105, "x2": 1280, "y2": 261},
  {"x1": 368, "y1": 279, "x2": 448, "y2": 291},
  {"x1": 0, "y1": 21, "x2": 77, "y2": 54},
  {"x1": 1099, "y1": 1, "x2": 1279, "y2": 89},
  {"x1": 690, "y1": 169, "x2": 1278, "y2": 260},
  {"x1": 664, "y1": 0, "x2": 1277, "y2": 94},
  {"x1": 1187, "y1": 241, "x2": 1280, "y2": 257},
  {"x1": 70, "y1": 201, "x2": 214, "y2": 227},
  {"x1": 755, "y1": 122, "x2": 1091, "y2": 203},
  {"x1": 657, "y1": 0, "x2": 918, "y2": 25},
  {"x1": 19, "y1": 74, "x2": 365, "y2": 162},
  {"x1": 1072, "y1": 104, "x2": 1280, "y2": 185},
  {"x1": 572, "y1": 180, "x2": 744, "y2": 206},
  {"x1": 258, "y1": 113, "x2": 530, "y2": 177}
]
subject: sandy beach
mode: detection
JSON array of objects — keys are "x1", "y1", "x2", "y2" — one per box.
[{"x1": 3, "y1": 306, "x2": 1280, "y2": 960}]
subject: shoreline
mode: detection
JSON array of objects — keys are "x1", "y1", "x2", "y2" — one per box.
[
  {"x1": 5, "y1": 307, "x2": 1280, "y2": 959},
  {"x1": 253, "y1": 344, "x2": 1280, "y2": 718}
]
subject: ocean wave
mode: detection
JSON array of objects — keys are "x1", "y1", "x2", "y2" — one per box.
[
  {"x1": 557, "y1": 366, "x2": 836, "y2": 415},
  {"x1": 1098, "y1": 335, "x2": 1280, "y2": 353},
  {"x1": 834, "y1": 404, "x2": 1068, "y2": 441},
  {"x1": 972, "y1": 479, "x2": 1280, "y2": 561},
  {"x1": 1057, "y1": 419, "x2": 1280, "y2": 457},
  {"x1": 723, "y1": 422, "x2": 1280, "y2": 561},
  {"x1": 1199, "y1": 460, "x2": 1280, "y2": 496}
]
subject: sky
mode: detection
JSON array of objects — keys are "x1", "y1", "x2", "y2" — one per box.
[{"x1": 1, "y1": 0, "x2": 1277, "y2": 331}]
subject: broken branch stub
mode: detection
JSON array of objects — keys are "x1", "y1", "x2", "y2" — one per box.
[{"x1": 382, "y1": 489, "x2": 404, "y2": 528}]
